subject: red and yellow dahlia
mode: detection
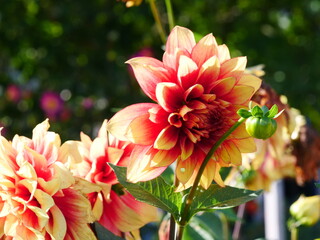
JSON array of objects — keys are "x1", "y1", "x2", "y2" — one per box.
[
  {"x1": 108, "y1": 26, "x2": 261, "y2": 189},
  {"x1": 0, "y1": 120, "x2": 96, "y2": 240},
  {"x1": 69, "y1": 120, "x2": 159, "y2": 239}
]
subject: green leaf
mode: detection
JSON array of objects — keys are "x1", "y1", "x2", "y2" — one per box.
[
  {"x1": 94, "y1": 222, "x2": 125, "y2": 240},
  {"x1": 250, "y1": 105, "x2": 263, "y2": 117},
  {"x1": 315, "y1": 183, "x2": 320, "y2": 188},
  {"x1": 109, "y1": 164, "x2": 182, "y2": 220},
  {"x1": 189, "y1": 184, "x2": 262, "y2": 220},
  {"x1": 261, "y1": 105, "x2": 269, "y2": 116},
  {"x1": 183, "y1": 211, "x2": 234, "y2": 240},
  {"x1": 237, "y1": 108, "x2": 252, "y2": 118},
  {"x1": 267, "y1": 104, "x2": 278, "y2": 118}
]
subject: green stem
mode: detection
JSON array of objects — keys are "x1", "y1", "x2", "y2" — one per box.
[
  {"x1": 217, "y1": 211, "x2": 229, "y2": 240},
  {"x1": 177, "y1": 117, "x2": 246, "y2": 238},
  {"x1": 148, "y1": 0, "x2": 166, "y2": 44},
  {"x1": 164, "y1": 0, "x2": 175, "y2": 30},
  {"x1": 291, "y1": 226, "x2": 298, "y2": 240},
  {"x1": 176, "y1": 225, "x2": 185, "y2": 240}
]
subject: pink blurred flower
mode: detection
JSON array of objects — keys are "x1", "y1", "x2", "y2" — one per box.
[
  {"x1": 69, "y1": 120, "x2": 159, "y2": 238},
  {"x1": 40, "y1": 91, "x2": 64, "y2": 120},
  {"x1": 5, "y1": 84, "x2": 21, "y2": 103},
  {"x1": 81, "y1": 98, "x2": 94, "y2": 110},
  {"x1": 0, "y1": 120, "x2": 97, "y2": 240}
]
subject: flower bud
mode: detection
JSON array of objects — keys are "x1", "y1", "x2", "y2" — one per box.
[
  {"x1": 290, "y1": 195, "x2": 320, "y2": 226},
  {"x1": 245, "y1": 116, "x2": 277, "y2": 140}
]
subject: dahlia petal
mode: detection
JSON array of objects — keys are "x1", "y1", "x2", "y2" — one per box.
[
  {"x1": 237, "y1": 74, "x2": 262, "y2": 92},
  {"x1": 100, "y1": 191, "x2": 158, "y2": 235},
  {"x1": 176, "y1": 158, "x2": 197, "y2": 184},
  {"x1": 217, "y1": 44, "x2": 231, "y2": 63},
  {"x1": 220, "y1": 56, "x2": 247, "y2": 79},
  {"x1": 184, "y1": 84, "x2": 204, "y2": 101},
  {"x1": 150, "y1": 145, "x2": 180, "y2": 167},
  {"x1": 126, "y1": 57, "x2": 170, "y2": 101},
  {"x1": 97, "y1": 119, "x2": 108, "y2": 138},
  {"x1": 191, "y1": 33, "x2": 219, "y2": 67},
  {"x1": 0, "y1": 136, "x2": 17, "y2": 177},
  {"x1": 155, "y1": 82, "x2": 183, "y2": 112},
  {"x1": 200, "y1": 159, "x2": 217, "y2": 189},
  {"x1": 127, "y1": 146, "x2": 167, "y2": 182},
  {"x1": 165, "y1": 26, "x2": 196, "y2": 55},
  {"x1": 80, "y1": 132, "x2": 92, "y2": 149},
  {"x1": 46, "y1": 205, "x2": 67, "y2": 240},
  {"x1": 59, "y1": 140, "x2": 85, "y2": 165},
  {"x1": 180, "y1": 137, "x2": 194, "y2": 161},
  {"x1": 177, "y1": 55, "x2": 199, "y2": 89},
  {"x1": 233, "y1": 137, "x2": 256, "y2": 153},
  {"x1": 197, "y1": 56, "x2": 220, "y2": 92},
  {"x1": 126, "y1": 113, "x2": 165, "y2": 145},
  {"x1": 154, "y1": 125, "x2": 180, "y2": 150},
  {"x1": 16, "y1": 160, "x2": 37, "y2": 179},
  {"x1": 54, "y1": 189, "x2": 96, "y2": 240},
  {"x1": 200, "y1": 160, "x2": 225, "y2": 188},
  {"x1": 231, "y1": 123, "x2": 251, "y2": 139},
  {"x1": 107, "y1": 103, "x2": 157, "y2": 141},
  {"x1": 224, "y1": 141, "x2": 242, "y2": 166},
  {"x1": 211, "y1": 77, "x2": 236, "y2": 97},
  {"x1": 223, "y1": 85, "x2": 255, "y2": 104},
  {"x1": 148, "y1": 105, "x2": 170, "y2": 124},
  {"x1": 163, "y1": 48, "x2": 191, "y2": 71},
  {"x1": 89, "y1": 138, "x2": 108, "y2": 162}
]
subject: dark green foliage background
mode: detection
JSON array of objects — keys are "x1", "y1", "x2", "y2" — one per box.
[{"x1": 1, "y1": 0, "x2": 320, "y2": 140}]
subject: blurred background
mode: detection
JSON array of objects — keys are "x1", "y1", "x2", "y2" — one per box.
[
  {"x1": 0, "y1": 0, "x2": 320, "y2": 239},
  {"x1": 1, "y1": 0, "x2": 320, "y2": 140}
]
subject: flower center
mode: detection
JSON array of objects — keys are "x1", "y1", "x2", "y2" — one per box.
[{"x1": 169, "y1": 94, "x2": 233, "y2": 144}]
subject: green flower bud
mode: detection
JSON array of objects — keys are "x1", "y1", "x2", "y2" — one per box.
[
  {"x1": 245, "y1": 116, "x2": 277, "y2": 140},
  {"x1": 290, "y1": 195, "x2": 320, "y2": 226}
]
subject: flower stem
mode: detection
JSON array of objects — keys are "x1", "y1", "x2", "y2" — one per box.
[
  {"x1": 291, "y1": 226, "x2": 298, "y2": 240},
  {"x1": 164, "y1": 0, "x2": 175, "y2": 30},
  {"x1": 177, "y1": 117, "x2": 246, "y2": 238},
  {"x1": 148, "y1": 0, "x2": 167, "y2": 44}
]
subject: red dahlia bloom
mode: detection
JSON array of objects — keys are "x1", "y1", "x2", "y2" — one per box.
[{"x1": 108, "y1": 26, "x2": 261, "y2": 189}]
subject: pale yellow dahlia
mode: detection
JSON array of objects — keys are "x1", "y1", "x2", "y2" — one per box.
[{"x1": 0, "y1": 120, "x2": 96, "y2": 240}]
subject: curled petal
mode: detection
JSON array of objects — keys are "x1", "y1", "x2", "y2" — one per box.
[
  {"x1": 107, "y1": 103, "x2": 157, "y2": 141},
  {"x1": 154, "y1": 125, "x2": 180, "y2": 150},
  {"x1": 126, "y1": 114, "x2": 165, "y2": 145},
  {"x1": 126, "y1": 57, "x2": 170, "y2": 101},
  {"x1": 156, "y1": 82, "x2": 183, "y2": 112},
  {"x1": 150, "y1": 146, "x2": 180, "y2": 167}
]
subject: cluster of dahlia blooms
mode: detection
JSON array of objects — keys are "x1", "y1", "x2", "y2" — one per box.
[
  {"x1": 0, "y1": 26, "x2": 263, "y2": 239},
  {"x1": 0, "y1": 119, "x2": 158, "y2": 239}
]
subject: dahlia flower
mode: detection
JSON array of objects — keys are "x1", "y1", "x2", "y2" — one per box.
[
  {"x1": 69, "y1": 120, "x2": 159, "y2": 238},
  {"x1": 108, "y1": 26, "x2": 261, "y2": 189},
  {"x1": 0, "y1": 120, "x2": 96, "y2": 240}
]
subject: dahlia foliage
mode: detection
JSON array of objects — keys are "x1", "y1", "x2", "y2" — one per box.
[{"x1": 108, "y1": 26, "x2": 262, "y2": 189}]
